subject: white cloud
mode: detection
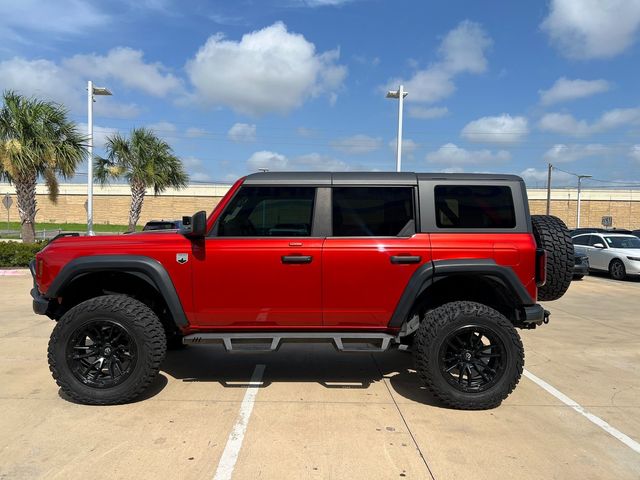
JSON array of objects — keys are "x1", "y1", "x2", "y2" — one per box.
[
  {"x1": 539, "y1": 77, "x2": 610, "y2": 105},
  {"x1": 64, "y1": 47, "x2": 182, "y2": 97},
  {"x1": 388, "y1": 138, "x2": 419, "y2": 156},
  {"x1": 543, "y1": 144, "x2": 611, "y2": 163},
  {"x1": 519, "y1": 167, "x2": 574, "y2": 187},
  {"x1": 0, "y1": 50, "x2": 180, "y2": 117},
  {"x1": 539, "y1": 107, "x2": 640, "y2": 136},
  {"x1": 247, "y1": 151, "x2": 289, "y2": 171},
  {"x1": 426, "y1": 143, "x2": 511, "y2": 166},
  {"x1": 0, "y1": 0, "x2": 109, "y2": 41},
  {"x1": 246, "y1": 150, "x2": 350, "y2": 171},
  {"x1": 186, "y1": 127, "x2": 208, "y2": 138},
  {"x1": 186, "y1": 22, "x2": 347, "y2": 115},
  {"x1": 407, "y1": 106, "x2": 449, "y2": 119},
  {"x1": 78, "y1": 124, "x2": 118, "y2": 150},
  {"x1": 296, "y1": 127, "x2": 317, "y2": 137},
  {"x1": 331, "y1": 134, "x2": 382, "y2": 154},
  {"x1": 541, "y1": 0, "x2": 640, "y2": 59},
  {"x1": 461, "y1": 114, "x2": 529, "y2": 144},
  {"x1": 630, "y1": 145, "x2": 640, "y2": 163},
  {"x1": 384, "y1": 21, "x2": 491, "y2": 104},
  {"x1": 148, "y1": 122, "x2": 177, "y2": 133},
  {"x1": 182, "y1": 156, "x2": 214, "y2": 182},
  {"x1": 294, "y1": 153, "x2": 350, "y2": 170},
  {"x1": 228, "y1": 123, "x2": 257, "y2": 143}
]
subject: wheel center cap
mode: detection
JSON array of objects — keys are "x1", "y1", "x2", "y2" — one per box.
[
  {"x1": 463, "y1": 351, "x2": 472, "y2": 361},
  {"x1": 103, "y1": 346, "x2": 112, "y2": 356}
]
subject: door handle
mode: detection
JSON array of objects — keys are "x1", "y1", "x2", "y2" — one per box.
[
  {"x1": 281, "y1": 255, "x2": 313, "y2": 264},
  {"x1": 390, "y1": 255, "x2": 422, "y2": 264}
]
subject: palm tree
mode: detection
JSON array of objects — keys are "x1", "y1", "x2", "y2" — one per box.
[
  {"x1": 0, "y1": 91, "x2": 86, "y2": 243},
  {"x1": 95, "y1": 128, "x2": 188, "y2": 232}
]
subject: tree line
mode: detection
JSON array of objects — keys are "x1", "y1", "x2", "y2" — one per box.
[{"x1": 0, "y1": 91, "x2": 189, "y2": 243}]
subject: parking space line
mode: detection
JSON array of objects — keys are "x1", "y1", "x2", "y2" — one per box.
[
  {"x1": 523, "y1": 369, "x2": 640, "y2": 454},
  {"x1": 213, "y1": 364, "x2": 266, "y2": 480}
]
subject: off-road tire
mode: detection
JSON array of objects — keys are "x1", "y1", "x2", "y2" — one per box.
[
  {"x1": 48, "y1": 295, "x2": 166, "y2": 405},
  {"x1": 609, "y1": 259, "x2": 626, "y2": 281},
  {"x1": 413, "y1": 301, "x2": 524, "y2": 410},
  {"x1": 531, "y1": 215, "x2": 573, "y2": 301}
]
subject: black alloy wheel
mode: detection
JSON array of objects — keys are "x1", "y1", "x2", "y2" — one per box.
[
  {"x1": 413, "y1": 301, "x2": 524, "y2": 410},
  {"x1": 439, "y1": 325, "x2": 506, "y2": 393},
  {"x1": 67, "y1": 320, "x2": 137, "y2": 388},
  {"x1": 49, "y1": 295, "x2": 166, "y2": 405}
]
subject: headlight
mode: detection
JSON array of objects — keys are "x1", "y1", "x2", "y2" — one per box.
[{"x1": 627, "y1": 256, "x2": 640, "y2": 261}]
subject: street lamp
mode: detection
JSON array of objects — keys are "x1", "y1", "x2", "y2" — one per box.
[
  {"x1": 87, "y1": 80, "x2": 112, "y2": 236},
  {"x1": 386, "y1": 85, "x2": 408, "y2": 172},
  {"x1": 576, "y1": 174, "x2": 592, "y2": 229}
]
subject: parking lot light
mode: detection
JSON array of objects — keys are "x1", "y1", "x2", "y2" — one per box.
[{"x1": 576, "y1": 174, "x2": 592, "y2": 228}]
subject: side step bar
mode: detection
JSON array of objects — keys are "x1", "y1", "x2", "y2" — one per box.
[{"x1": 182, "y1": 332, "x2": 396, "y2": 353}]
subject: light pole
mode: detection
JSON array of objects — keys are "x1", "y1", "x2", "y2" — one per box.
[
  {"x1": 87, "y1": 81, "x2": 112, "y2": 236},
  {"x1": 386, "y1": 85, "x2": 408, "y2": 172},
  {"x1": 576, "y1": 174, "x2": 592, "y2": 228}
]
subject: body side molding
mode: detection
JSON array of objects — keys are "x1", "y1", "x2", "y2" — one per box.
[{"x1": 46, "y1": 255, "x2": 189, "y2": 327}]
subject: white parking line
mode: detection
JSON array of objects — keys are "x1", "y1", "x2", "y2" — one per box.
[
  {"x1": 213, "y1": 364, "x2": 266, "y2": 480},
  {"x1": 524, "y1": 369, "x2": 640, "y2": 454}
]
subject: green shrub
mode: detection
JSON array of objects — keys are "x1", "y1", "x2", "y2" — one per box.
[{"x1": 0, "y1": 241, "x2": 48, "y2": 268}]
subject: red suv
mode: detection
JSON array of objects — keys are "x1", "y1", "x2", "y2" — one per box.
[{"x1": 31, "y1": 172, "x2": 573, "y2": 409}]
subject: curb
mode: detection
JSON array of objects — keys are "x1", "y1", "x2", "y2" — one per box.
[{"x1": 0, "y1": 269, "x2": 29, "y2": 276}]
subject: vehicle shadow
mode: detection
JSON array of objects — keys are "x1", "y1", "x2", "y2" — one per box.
[
  {"x1": 587, "y1": 270, "x2": 640, "y2": 283},
  {"x1": 158, "y1": 344, "x2": 446, "y2": 408}
]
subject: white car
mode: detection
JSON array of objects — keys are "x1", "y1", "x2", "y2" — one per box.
[{"x1": 572, "y1": 233, "x2": 640, "y2": 280}]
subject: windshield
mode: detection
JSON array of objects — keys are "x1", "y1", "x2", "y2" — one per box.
[{"x1": 604, "y1": 236, "x2": 640, "y2": 249}]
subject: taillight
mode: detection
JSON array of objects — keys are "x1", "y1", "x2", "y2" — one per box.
[{"x1": 536, "y1": 248, "x2": 547, "y2": 287}]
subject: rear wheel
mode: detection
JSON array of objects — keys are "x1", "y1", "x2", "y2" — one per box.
[
  {"x1": 48, "y1": 295, "x2": 166, "y2": 405},
  {"x1": 531, "y1": 215, "x2": 573, "y2": 301},
  {"x1": 609, "y1": 259, "x2": 626, "y2": 281},
  {"x1": 413, "y1": 301, "x2": 523, "y2": 410}
]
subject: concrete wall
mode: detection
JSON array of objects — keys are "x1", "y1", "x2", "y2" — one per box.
[{"x1": 1, "y1": 183, "x2": 639, "y2": 230}]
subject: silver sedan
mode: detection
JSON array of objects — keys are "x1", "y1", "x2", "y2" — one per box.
[{"x1": 572, "y1": 233, "x2": 640, "y2": 280}]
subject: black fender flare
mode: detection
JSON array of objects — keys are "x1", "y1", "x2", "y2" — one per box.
[
  {"x1": 46, "y1": 255, "x2": 188, "y2": 327},
  {"x1": 388, "y1": 259, "x2": 535, "y2": 328}
]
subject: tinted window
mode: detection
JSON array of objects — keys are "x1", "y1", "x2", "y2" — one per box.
[
  {"x1": 572, "y1": 235, "x2": 590, "y2": 246},
  {"x1": 217, "y1": 187, "x2": 315, "y2": 237},
  {"x1": 435, "y1": 185, "x2": 516, "y2": 229},
  {"x1": 604, "y1": 236, "x2": 640, "y2": 249},
  {"x1": 588, "y1": 235, "x2": 604, "y2": 247},
  {"x1": 332, "y1": 187, "x2": 415, "y2": 236}
]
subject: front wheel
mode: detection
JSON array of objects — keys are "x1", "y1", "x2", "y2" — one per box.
[
  {"x1": 48, "y1": 295, "x2": 167, "y2": 405},
  {"x1": 609, "y1": 259, "x2": 627, "y2": 281},
  {"x1": 413, "y1": 301, "x2": 524, "y2": 410}
]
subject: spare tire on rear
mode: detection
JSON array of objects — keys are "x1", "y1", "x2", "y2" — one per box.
[{"x1": 531, "y1": 215, "x2": 573, "y2": 301}]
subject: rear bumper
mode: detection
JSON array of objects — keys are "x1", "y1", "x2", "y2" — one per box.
[
  {"x1": 29, "y1": 260, "x2": 49, "y2": 316},
  {"x1": 522, "y1": 304, "x2": 548, "y2": 326}
]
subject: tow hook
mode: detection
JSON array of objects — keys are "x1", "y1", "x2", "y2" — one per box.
[{"x1": 543, "y1": 309, "x2": 551, "y2": 324}]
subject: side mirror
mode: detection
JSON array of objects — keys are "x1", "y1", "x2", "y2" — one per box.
[
  {"x1": 181, "y1": 211, "x2": 207, "y2": 239},
  {"x1": 593, "y1": 243, "x2": 605, "y2": 249}
]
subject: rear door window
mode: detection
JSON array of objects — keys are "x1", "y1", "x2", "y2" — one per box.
[
  {"x1": 572, "y1": 235, "x2": 590, "y2": 246},
  {"x1": 332, "y1": 187, "x2": 415, "y2": 237},
  {"x1": 434, "y1": 185, "x2": 516, "y2": 229}
]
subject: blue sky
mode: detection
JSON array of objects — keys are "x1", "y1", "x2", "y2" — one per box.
[{"x1": 2, "y1": 0, "x2": 640, "y2": 187}]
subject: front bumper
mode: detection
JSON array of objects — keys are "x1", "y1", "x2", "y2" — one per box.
[
  {"x1": 29, "y1": 260, "x2": 49, "y2": 315},
  {"x1": 522, "y1": 304, "x2": 548, "y2": 326},
  {"x1": 573, "y1": 264, "x2": 590, "y2": 276}
]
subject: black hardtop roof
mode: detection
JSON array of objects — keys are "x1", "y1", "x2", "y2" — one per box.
[{"x1": 243, "y1": 171, "x2": 524, "y2": 185}]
